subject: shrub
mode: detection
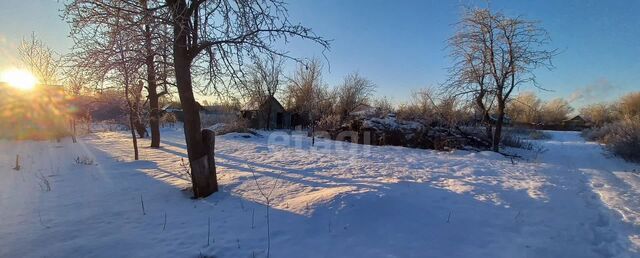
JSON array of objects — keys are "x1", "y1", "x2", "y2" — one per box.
[
  {"x1": 160, "y1": 112, "x2": 177, "y2": 127},
  {"x1": 316, "y1": 114, "x2": 342, "y2": 132},
  {"x1": 584, "y1": 117, "x2": 640, "y2": 162},
  {"x1": 501, "y1": 132, "x2": 534, "y2": 150},
  {"x1": 503, "y1": 126, "x2": 550, "y2": 140},
  {"x1": 528, "y1": 130, "x2": 551, "y2": 140}
]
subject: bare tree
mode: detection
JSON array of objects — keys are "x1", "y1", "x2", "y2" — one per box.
[
  {"x1": 18, "y1": 33, "x2": 61, "y2": 86},
  {"x1": 283, "y1": 59, "x2": 333, "y2": 143},
  {"x1": 64, "y1": 1, "x2": 146, "y2": 159},
  {"x1": 507, "y1": 91, "x2": 542, "y2": 124},
  {"x1": 140, "y1": 0, "x2": 173, "y2": 147},
  {"x1": 447, "y1": 8, "x2": 556, "y2": 151},
  {"x1": 580, "y1": 103, "x2": 615, "y2": 127},
  {"x1": 541, "y1": 98, "x2": 573, "y2": 124},
  {"x1": 618, "y1": 92, "x2": 640, "y2": 119},
  {"x1": 62, "y1": 68, "x2": 93, "y2": 143},
  {"x1": 18, "y1": 34, "x2": 72, "y2": 142},
  {"x1": 64, "y1": 0, "x2": 173, "y2": 147},
  {"x1": 113, "y1": 20, "x2": 146, "y2": 161},
  {"x1": 372, "y1": 96, "x2": 394, "y2": 116},
  {"x1": 240, "y1": 54, "x2": 284, "y2": 130},
  {"x1": 163, "y1": 0, "x2": 329, "y2": 198},
  {"x1": 335, "y1": 72, "x2": 376, "y2": 121},
  {"x1": 445, "y1": 9, "x2": 494, "y2": 139},
  {"x1": 397, "y1": 88, "x2": 438, "y2": 123}
]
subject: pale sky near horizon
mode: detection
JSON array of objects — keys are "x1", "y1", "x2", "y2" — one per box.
[{"x1": 0, "y1": 0, "x2": 638, "y2": 108}]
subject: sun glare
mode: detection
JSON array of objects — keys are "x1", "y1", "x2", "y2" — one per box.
[{"x1": 1, "y1": 69, "x2": 38, "y2": 90}]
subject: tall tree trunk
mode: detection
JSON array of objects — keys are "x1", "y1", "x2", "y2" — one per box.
[
  {"x1": 134, "y1": 114, "x2": 147, "y2": 138},
  {"x1": 169, "y1": 0, "x2": 218, "y2": 198},
  {"x1": 142, "y1": 0, "x2": 161, "y2": 148},
  {"x1": 87, "y1": 115, "x2": 92, "y2": 133},
  {"x1": 129, "y1": 112, "x2": 140, "y2": 160},
  {"x1": 126, "y1": 89, "x2": 140, "y2": 160},
  {"x1": 71, "y1": 118, "x2": 77, "y2": 143},
  {"x1": 492, "y1": 101, "x2": 505, "y2": 152},
  {"x1": 147, "y1": 76, "x2": 161, "y2": 147},
  {"x1": 475, "y1": 92, "x2": 493, "y2": 140}
]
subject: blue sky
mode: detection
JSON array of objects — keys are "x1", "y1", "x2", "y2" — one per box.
[{"x1": 1, "y1": 0, "x2": 638, "y2": 107}]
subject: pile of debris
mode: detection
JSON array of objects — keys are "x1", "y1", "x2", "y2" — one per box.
[{"x1": 328, "y1": 113, "x2": 490, "y2": 150}]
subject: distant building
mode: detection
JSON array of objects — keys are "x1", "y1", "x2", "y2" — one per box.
[
  {"x1": 162, "y1": 102, "x2": 238, "y2": 125},
  {"x1": 562, "y1": 115, "x2": 588, "y2": 130},
  {"x1": 241, "y1": 96, "x2": 291, "y2": 129}
]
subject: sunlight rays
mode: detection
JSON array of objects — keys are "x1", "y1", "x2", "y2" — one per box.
[{"x1": 0, "y1": 69, "x2": 37, "y2": 90}]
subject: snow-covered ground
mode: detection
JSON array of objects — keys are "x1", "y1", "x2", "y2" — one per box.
[{"x1": 1, "y1": 129, "x2": 639, "y2": 257}]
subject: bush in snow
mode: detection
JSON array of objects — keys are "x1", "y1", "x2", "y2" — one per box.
[
  {"x1": 75, "y1": 156, "x2": 95, "y2": 165},
  {"x1": 207, "y1": 119, "x2": 256, "y2": 136},
  {"x1": 528, "y1": 130, "x2": 551, "y2": 140},
  {"x1": 503, "y1": 126, "x2": 550, "y2": 140},
  {"x1": 160, "y1": 112, "x2": 177, "y2": 128},
  {"x1": 316, "y1": 114, "x2": 342, "y2": 132},
  {"x1": 584, "y1": 117, "x2": 640, "y2": 162},
  {"x1": 330, "y1": 113, "x2": 491, "y2": 150},
  {"x1": 500, "y1": 131, "x2": 534, "y2": 150}
]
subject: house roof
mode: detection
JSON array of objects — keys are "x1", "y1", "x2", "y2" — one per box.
[
  {"x1": 241, "y1": 96, "x2": 284, "y2": 111},
  {"x1": 563, "y1": 115, "x2": 586, "y2": 122}
]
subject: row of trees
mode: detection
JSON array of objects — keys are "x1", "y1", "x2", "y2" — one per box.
[
  {"x1": 507, "y1": 92, "x2": 573, "y2": 125},
  {"x1": 19, "y1": 3, "x2": 564, "y2": 197},
  {"x1": 582, "y1": 92, "x2": 640, "y2": 162},
  {"x1": 59, "y1": 0, "x2": 329, "y2": 198},
  {"x1": 580, "y1": 92, "x2": 640, "y2": 127},
  {"x1": 240, "y1": 56, "x2": 376, "y2": 132}
]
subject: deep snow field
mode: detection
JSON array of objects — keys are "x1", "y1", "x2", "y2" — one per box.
[{"x1": 1, "y1": 128, "x2": 640, "y2": 258}]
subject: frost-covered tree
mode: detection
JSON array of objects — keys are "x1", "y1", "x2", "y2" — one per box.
[
  {"x1": 507, "y1": 91, "x2": 542, "y2": 124},
  {"x1": 335, "y1": 73, "x2": 376, "y2": 120},
  {"x1": 447, "y1": 7, "x2": 556, "y2": 151},
  {"x1": 164, "y1": 0, "x2": 329, "y2": 197},
  {"x1": 541, "y1": 98, "x2": 573, "y2": 124}
]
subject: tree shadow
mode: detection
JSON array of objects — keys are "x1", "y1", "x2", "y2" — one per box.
[{"x1": 79, "y1": 131, "x2": 640, "y2": 257}]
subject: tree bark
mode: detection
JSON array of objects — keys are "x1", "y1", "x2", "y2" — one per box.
[
  {"x1": 128, "y1": 108, "x2": 140, "y2": 160},
  {"x1": 134, "y1": 114, "x2": 147, "y2": 138},
  {"x1": 142, "y1": 0, "x2": 161, "y2": 148},
  {"x1": 475, "y1": 91, "x2": 493, "y2": 140},
  {"x1": 71, "y1": 118, "x2": 77, "y2": 143},
  {"x1": 492, "y1": 100, "x2": 505, "y2": 152},
  {"x1": 169, "y1": 0, "x2": 217, "y2": 198},
  {"x1": 147, "y1": 76, "x2": 161, "y2": 147}
]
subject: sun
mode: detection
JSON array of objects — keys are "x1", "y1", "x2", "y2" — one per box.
[{"x1": 1, "y1": 69, "x2": 38, "y2": 90}]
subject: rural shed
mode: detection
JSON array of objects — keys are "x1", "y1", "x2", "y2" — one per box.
[
  {"x1": 241, "y1": 96, "x2": 291, "y2": 129},
  {"x1": 562, "y1": 115, "x2": 588, "y2": 130}
]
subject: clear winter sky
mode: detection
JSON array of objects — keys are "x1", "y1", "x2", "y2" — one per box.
[{"x1": 0, "y1": 0, "x2": 638, "y2": 107}]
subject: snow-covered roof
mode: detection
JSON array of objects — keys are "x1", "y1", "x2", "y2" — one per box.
[{"x1": 361, "y1": 113, "x2": 424, "y2": 132}]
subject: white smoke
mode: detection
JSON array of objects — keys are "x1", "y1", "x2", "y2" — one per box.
[{"x1": 568, "y1": 78, "x2": 618, "y2": 104}]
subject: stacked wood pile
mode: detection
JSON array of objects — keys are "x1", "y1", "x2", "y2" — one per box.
[{"x1": 328, "y1": 113, "x2": 491, "y2": 151}]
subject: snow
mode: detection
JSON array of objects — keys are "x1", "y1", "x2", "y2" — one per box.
[
  {"x1": 1, "y1": 129, "x2": 640, "y2": 257},
  {"x1": 361, "y1": 114, "x2": 424, "y2": 132},
  {"x1": 207, "y1": 122, "x2": 228, "y2": 133}
]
